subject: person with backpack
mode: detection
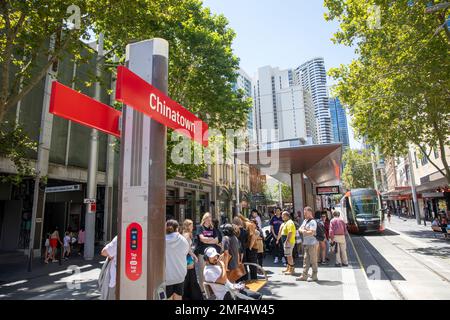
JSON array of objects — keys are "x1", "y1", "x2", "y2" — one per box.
[
  {"x1": 329, "y1": 210, "x2": 348, "y2": 267},
  {"x1": 296, "y1": 207, "x2": 319, "y2": 282}
]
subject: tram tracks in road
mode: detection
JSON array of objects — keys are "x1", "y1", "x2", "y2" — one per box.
[
  {"x1": 348, "y1": 234, "x2": 407, "y2": 300},
  {"x1": 349, "y1": 231, "x2": 450, "y2": 300},
  {"x1": 379, "y1": 232, "x2": 450, "y2": 284}
]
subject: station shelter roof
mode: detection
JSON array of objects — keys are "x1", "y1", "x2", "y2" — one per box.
[{"x1": 236, "y1": 143, "x2": 343, "y2": 187}]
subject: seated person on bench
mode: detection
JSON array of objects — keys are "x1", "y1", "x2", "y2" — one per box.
[
  {"x1": 432, "y1": 217, "x2": 449, "y2": 239},
  {"x1": 203, "y1": 247, "x2": 261, "y2": 300},
  {"x1": 431, "y1": 217, "x2": 442, "y2": 232}
]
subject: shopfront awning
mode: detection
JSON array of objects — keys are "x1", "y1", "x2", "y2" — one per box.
[{"x1": 416, "y1": 176, "x2": 448, "y2": 193}]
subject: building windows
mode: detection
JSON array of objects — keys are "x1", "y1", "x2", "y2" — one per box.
[
  {"x1": 434, "y1": 148, "x2": 440, "y2": 159},
  {"x1": 421, "y1": 151, "x2": 428, "y2": 166},
  {"x1": 414, "y1": 152, "x2": 419, "y2": 169}
]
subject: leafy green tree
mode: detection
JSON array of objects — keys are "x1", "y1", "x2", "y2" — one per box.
[
  {"x1": 281, "y1": 183, "x2": 292, "y2": 203},
  {"x1": 341, "y1": 149, "x2": 374, "y2": 190},
  {"x1": 325, "y1": 0, "x2": 450, "y2": 185},
  {"x1": 1, "y1": 0, "x2": 250, "y2": 181}
]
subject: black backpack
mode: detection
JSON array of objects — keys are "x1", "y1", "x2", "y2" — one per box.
[{"x1": 315, "y1": 219, "x2": 326, "y2": 242}]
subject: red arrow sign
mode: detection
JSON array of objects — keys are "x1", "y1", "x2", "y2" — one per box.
[
  {"x1": 115, "y1": 66, "x2": 208, "y2": 147},
  {"x1": 49, "y1": 82, "x2": 121, "y2": 137}
]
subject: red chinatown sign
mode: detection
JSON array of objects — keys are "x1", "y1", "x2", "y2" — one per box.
[
  {"x1": 49, "y1": 82, "x2": 121, "y2": 137},
  {"x1": 49, "y1": 67, "x2": 208, "y2": 146},
  {"x1": 115, "y1": 66, "x2": 208, "y2": 147}
]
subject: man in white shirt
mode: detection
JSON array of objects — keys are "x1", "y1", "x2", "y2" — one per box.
[
  {"x1": 203, "y1": 247, "x2": 261, "y2": 300},
  {"x1": 101, "y1": 236, "x2": 117, "y2": 300},
  {"x1": 296, "y1": 207, "x2": 319, "y2": 282}
]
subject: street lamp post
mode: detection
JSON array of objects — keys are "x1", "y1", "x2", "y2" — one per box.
[{"x1": 407, "y1": 149, "x2": 421, "y2": 225}]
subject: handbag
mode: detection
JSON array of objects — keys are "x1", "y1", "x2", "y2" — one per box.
[
  {"x1": 256, "y1": 237, "x2": 264, "y2": 253},
  {"x1": 98, "y1": 257, "x2": 111, "y2": 291},
  {"x1": 227, "y1": 253, "x2": 247, "y2": 283},
  {"x1": 329, "y1": 241, "x2": 337, "y2": 254}
]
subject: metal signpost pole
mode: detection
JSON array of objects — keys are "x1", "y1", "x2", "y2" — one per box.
[
  {"x1": 28, "y1": 35, "x2": 58, "y2": 271},
  {"x1": 84, "y1": 33, "x2": 104, "y2": 260},
  {"x1": 116, "y1": 39, "x2": 168, "y2": 300}
]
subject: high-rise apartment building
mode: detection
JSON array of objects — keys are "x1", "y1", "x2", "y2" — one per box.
[
  {"x1": 329, "y1": 97, "x2": 350, "y2": 148},
  {"x1": 253, "y1": 65, "x2": 317, "y2": 147},
  {"x1": 235, "y1": 68, "x2": 253, "y2": 133},
  {"x1": 294, "y1": 58, "x2": 332, "y2": 144}
]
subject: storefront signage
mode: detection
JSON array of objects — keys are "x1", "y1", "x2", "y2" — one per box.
[
  {"x1": 316, "y1": 186, "x2": 340, "y2": 195},
  {"x1": 45, "y1": 185, "x2": 81, "y2": 193},
  {"x1": 84, "y1": 198, "x2": 96, "y2": 204},
  {"x1": 115, "y1": 66, "x2": 208, "y2": 147},
  {"x1": 172, "y1": 180, "x2": 204, "y2": 190},
  {"x1": 422, "y1": 192, "x2": 444, "y2": 198}
]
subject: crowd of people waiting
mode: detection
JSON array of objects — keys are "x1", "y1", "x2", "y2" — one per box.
[{"x1": 99, "y1": 206, "x2": 349, "y2": 300}]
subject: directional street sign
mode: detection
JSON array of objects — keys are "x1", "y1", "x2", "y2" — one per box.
[
  {"x1": 49, "y1": 82, "x2": 121, "y2": 137},
  {"x1": 47, "y1": 38, "x2": 210, "y2": 300},
  {"x1": 115, "y1": 65, "x2": 208, "y2": 147},
  {"x1": 49, "y1": 70, "x2": 208, "y2": 146}
]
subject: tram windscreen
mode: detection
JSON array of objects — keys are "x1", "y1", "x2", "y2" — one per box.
[{"x1": 351, "y1": 194, "x2": 380, "y2": 218}]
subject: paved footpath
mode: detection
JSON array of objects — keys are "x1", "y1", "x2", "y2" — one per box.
[
  {"x1": 261, "y1": 216, "x2": 450, "y2": 300},
  {"x1": 1, "y1": 218, "x2": 449, "y2": 300},
  {"x1": 0, "y1": 253, "x2": 103, "y2": 300}
]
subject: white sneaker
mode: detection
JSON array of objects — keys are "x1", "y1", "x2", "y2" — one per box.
[
  {"x1": 274, "y1": 257, "x2": 279, "y2": 264},
  {"x1": 282, "y1": 257, "x2": 286, "y2": 264}
]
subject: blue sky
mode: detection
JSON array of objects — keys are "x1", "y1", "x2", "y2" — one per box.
[{"x1": 203, "y1": 0, "x2": 363, "y2": 148}]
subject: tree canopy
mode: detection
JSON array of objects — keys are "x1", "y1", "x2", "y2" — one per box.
[
  {"x1": 325, "y1": 0, "x2": 450, "y2": 184},
  {"x1": 0, "y1": 0, "x2": 251, "y2": 181},
  {"x1": 341, "y1": 149, "x2": 375, "y2": 190}
]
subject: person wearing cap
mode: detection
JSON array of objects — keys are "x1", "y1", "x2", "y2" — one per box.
[{"x1": 203, "y1": 247, "x2": 261, "y2": 300}]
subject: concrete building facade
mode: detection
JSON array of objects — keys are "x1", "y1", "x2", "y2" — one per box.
[{"x1": 253, "y1": 65, "x2": 317, "y2": 147}]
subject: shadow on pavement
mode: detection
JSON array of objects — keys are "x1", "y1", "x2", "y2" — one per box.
[
  {"x1": 0, "y1": 255, "x2": 103, "y2": 300},
  {"x1": 351, "y1": 236, "x2": 406, "y2": 281},
  {"x1": 396, "y1": 230, "x2": 450, "y2": 242},
  {"x1": 409, "y1": 246, "x2": 450, "y2": 259},
  {"x1": 315, "y1": 280, "x2": 342, "y2": 286}
]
